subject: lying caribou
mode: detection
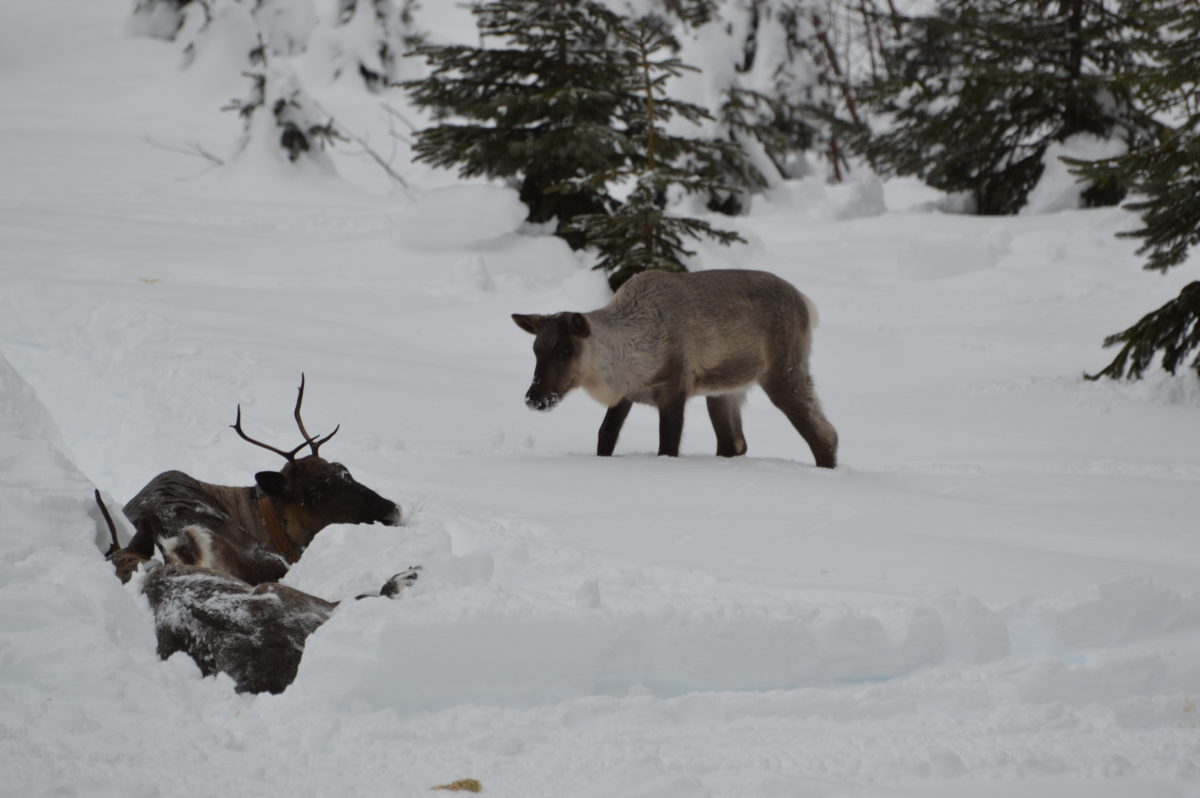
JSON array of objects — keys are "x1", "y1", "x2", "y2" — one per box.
[
  {"x1": 513, "y1": 269, "x2": 838, "y2": 468},
  {"x1": 99, "y1": 376, "x2": 417, "y2": 694}
]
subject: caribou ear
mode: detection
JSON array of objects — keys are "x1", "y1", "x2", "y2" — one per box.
[
  {"x1": 255, "y1": 471, "x2": 287, "y2": 497},
  {"x1": 567, "y1": 313, "x2": 591, "y2": 338},
  {"x1": 511, "y1": 313, "x2": 541, "y2": 335}
]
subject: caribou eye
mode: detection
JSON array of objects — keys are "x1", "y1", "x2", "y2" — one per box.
[{"x1": 559, "y1": 345, "x2": 573, "y2": 358}]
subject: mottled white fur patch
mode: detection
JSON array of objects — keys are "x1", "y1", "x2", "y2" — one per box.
[{"x1": 160, "y1": 525, "x2": 217, "y2": 569}]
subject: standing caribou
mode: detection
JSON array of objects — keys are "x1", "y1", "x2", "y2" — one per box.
[
  {"x1": 513, "y1": 269, "x2": 838, "y2": 467},
  {"x1": 99, "y1": 376, "x2": 417, "y2": 694}
]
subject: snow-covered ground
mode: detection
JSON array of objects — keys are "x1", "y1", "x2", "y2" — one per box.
[{"x1": 2, "y1": 2, "x2": 1199, "y2": 796}]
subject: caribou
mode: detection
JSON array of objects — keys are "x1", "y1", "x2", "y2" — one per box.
[
  {"x1": 513, "y1": 269, "x2": 838, "y2": 467},
  {"x1": 99, "y1": 376, "x2": 418, "y2": 694}
]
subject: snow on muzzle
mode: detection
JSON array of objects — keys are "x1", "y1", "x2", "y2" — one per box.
[
  {"x1": 525, "y1": 390, "x2": 561, "y2": 411},
  {"x1": 524, "y1": 377, "x2": 560, "y2": 411}
]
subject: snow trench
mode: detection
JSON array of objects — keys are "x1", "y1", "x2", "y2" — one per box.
[
  {"x1": 293, "y1": 528, "x2": 1200, "y2": 713},
  {"x1": 3, "y1": 351, "x2": 1197, "y2": 718}
]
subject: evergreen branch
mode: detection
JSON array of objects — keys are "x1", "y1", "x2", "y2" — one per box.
[
  {"x1": 381, "y1": 103, "x2": 419, "y2": 134},
  {"x1": 1086, "y1": 282, "x2": 1200, "y2": 380},
  {"x1": 141, "y1": 134, "x2": 225, "y2": 166},
  {"x1": 309, "y1": 99, "x2": 414, "y2": 193}
]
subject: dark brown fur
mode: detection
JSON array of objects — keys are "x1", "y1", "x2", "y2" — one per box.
[
  {"x1": 115, "y1": 462, "x2": 401, "y2": 584},
  {"x1": 143, "y1": 565, "x2": 336, "y2": 695},
  {"x1": 102, "y1": 378, "x2": 414, "y2": 693},
  {"x1": 514, "y1": 269, "x2": 838, "y2": 467}
]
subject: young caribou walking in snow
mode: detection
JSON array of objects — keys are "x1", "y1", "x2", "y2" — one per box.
[{"x1": 513, "y1": 269, "x2": 838, "y2": 467}]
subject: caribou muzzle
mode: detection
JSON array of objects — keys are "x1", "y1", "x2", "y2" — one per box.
[
  {"x1": 379, "y1": 501, "x2": 403, "y2": 526},
  {"x1": 345, "y1": 482, "x2": 403, "y2": 526},
  {"x1": 525, "y1": 387, "x2": 560, "y2": 411}
]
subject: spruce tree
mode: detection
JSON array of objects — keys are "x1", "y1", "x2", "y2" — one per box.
[
  {"x1": 331, "y1": 0, "x2": 424, "y2": 91},
  {"x1": 659, "y1": 0, "x2": 719, "y2": 27},
  {"x1": 224, "y1": 38, "x2": 345, "y2": 171},
  {"x1": 567, "y1": 16, "x2": 745, "y2": 289},
  {"x1": 855, "y1": 0, "x2": 1145, "y2": 214},
  {"x1": 131, "y1": 0, "x2": 193, "y2": 40},
  {"x1": 718, "y1": 86, "x2": 809, "y2": 185},
  {"x1": 705, "y1": 0, "x2": 822, "y2": 207},
  {"x1": 402, "y1": 0, "x2": 629, "y2": 248},
  {"x1": 1070, "y1": 1, "x2": 1200, "y2": 379},
  {"x1": 664, "y1": 0, "x2": 870, "y2": 193}
]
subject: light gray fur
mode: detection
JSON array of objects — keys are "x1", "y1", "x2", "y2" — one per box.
[
  {"x1": 516, "y1": 268, "x2": 838, "y2": 466},
  {"x1": 581, "y1": 270, "x2": 815, "y2": 400}
]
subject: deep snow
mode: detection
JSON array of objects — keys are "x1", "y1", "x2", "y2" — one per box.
[{"x1": 2, "y1": 2, "x2": 1199, "y2": 796}]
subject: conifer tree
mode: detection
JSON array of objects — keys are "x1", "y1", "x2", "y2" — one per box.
[
  {"x1": 665, "y1": 0, "x2": 871, "y2": 194},
  {"x1": 855, "y1": 0, "x2": 1144, "y2": 214},
  {"x1": 331, "y1": 0, "x2": 424, "y2": 91},
  {"x1": 660, "y1": 0, "x2": 719, "y2": 27},
  {"x1": 131, "y1": 0, "x2": 193, "y2": 40},
  {"x1": 567, "y1": 16, "x2": 745, "y2": 288},
  {"x1": 717, "y1": 86, "x2": 806, "y2": 185},
  {"x1": 402, "y1": 0, "x2": 629, "y2": 247},
  {"x1": 1070, "y1": 1, "x2": 1200, "y2": 379},
  {"x1": 224, "y1": 38, "x2": 344, "y2": 171}
]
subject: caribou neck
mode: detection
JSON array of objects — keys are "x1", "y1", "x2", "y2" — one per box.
[
  {"x1": 255, "y1": 492, "x2": 301, "y2": 564},
  {"x1": 581, "y1": 310, "x2": 666, "y2": 402},
  {"x1": 205, "y1": 483, "x2": 307, "y2": 563}
]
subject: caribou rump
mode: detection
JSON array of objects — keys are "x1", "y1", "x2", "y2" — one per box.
[
  {"x1": 513, "y1": 269, "x2": 838, "y2": 467},
  {"x1": 99, "y1": 376, "x2": 417, "y2": 694}
]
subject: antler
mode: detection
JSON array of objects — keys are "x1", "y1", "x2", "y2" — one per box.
[
  {"x1": 231, "y1": 405, "x2": 310, "y2": 462},
  {"x1": 293, "y1": 373, "x2": 339, "y2": 457},
  {"x1": 231, "y1": 375, "x2": 340, "y2": 461},
  {"x1": 94, "y1": 489, "x2": 121, "y2": 558}
]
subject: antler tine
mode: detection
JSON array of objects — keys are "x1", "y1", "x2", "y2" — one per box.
[
  {"x1": 293, "y1": 373, "x2": 339, "y2": 457},
  {"x1": 232, "y1": 405, "x2": 307, "y2": 462},
  {"x1": 310, "y1": 424, "x2": 340, "y2": 456},
  {"x1": 94, "y1": 489, "x2": 121, "y2": 558}
]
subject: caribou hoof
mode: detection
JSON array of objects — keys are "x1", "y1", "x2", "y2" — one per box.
[{"x1": 381, "y1": 566, "x2": 422, "y2": 598}]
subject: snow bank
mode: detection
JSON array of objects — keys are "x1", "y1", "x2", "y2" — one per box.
[
  {"x1": 0, "y1": 354, "x2": 234, "y2": 797},
  {"x1": 390, "y1": 185, "x2": 530, "y2": 251},
  {"x1": 759, "y1": 172, "x2": 887, "y2": 222},
  {"x1": 1022, "y1": 134, "x2": 1127, "y2": 215},
  {"x1": 292, "y1": 570, "x2": 1008, "y2": 713}
]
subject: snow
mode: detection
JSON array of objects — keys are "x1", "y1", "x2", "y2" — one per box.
[
  {"x1": 1022, "y1": 134, "x2": 1128, "y2": 216},
  {"x1": 2, "y1": 1, "x2": 1200, "y2": 796}
]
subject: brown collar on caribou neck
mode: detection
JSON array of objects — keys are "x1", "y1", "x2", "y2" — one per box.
[{"x1": 256, "y1": 491, "x2": 300, "y2": 564}]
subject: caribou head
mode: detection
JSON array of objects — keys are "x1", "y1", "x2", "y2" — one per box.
[
  {"x1": 105, "y1": 375, "x2": 401, "y2": 585},
  {"x1": 231, "y1": 375, "x2": 401, "y2": 557}
]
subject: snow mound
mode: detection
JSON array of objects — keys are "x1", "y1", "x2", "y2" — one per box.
[
  {"x1": 760, "y1": 173, "x2": 887, "y2": 222},
  {"x1": 897, "y1": 230, "x2": 1009, "y2": 281},
  {"x1": 1019, "y1": 577, "x2": 1200, "y2": 652},
  {"x1": 282, "y1": 519, "x2": 1199, "y2": 716},
  {"x1": 391, "y1": 185, "x2": 529, "y2": 250},
  {"x1": 1023, "y1": 134, "x2": 1127, "y2": 215}
]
